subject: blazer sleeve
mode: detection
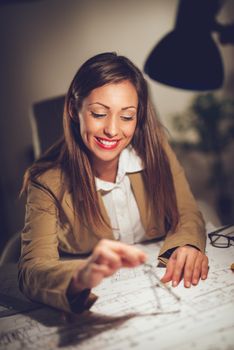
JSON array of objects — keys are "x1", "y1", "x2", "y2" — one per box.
[
  {"x1": 18, "y1": 178, "x2": 97, "y2": 313},
  {"x1": 158, "y1": 139, "x2": 206, "y2": 265}
]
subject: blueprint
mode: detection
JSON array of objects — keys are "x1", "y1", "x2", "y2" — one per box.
[{"x1": 0, "y1": 227, "x2": 233, "y2": 350}]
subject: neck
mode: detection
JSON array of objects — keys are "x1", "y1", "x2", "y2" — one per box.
[{"x1": 92, "y1": 157, "x2": 119, "y2": 183}]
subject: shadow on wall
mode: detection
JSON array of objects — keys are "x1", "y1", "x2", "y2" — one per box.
[{"x1": 172, "y1": 93, "x2": 234, "y2": 224}]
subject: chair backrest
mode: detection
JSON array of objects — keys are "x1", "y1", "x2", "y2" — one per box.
[
  {"x1": 31, "y1": 95, "x2": 65, "y2": 158},
  {"x1": 1, "y1": 96, "x2": 66, "y2": 265},
  {"x1": 0, "y1": 231, "x2": 21, "y2": 266}
]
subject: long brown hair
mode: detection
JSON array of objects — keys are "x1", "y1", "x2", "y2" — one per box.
[{"x1": 22, "y1": 52, "x2": 179, "y2": 232}]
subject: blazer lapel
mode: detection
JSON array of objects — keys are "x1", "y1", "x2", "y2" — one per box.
[
  {"x1": 128, "y1": 172, "x2": 165, "y2": 236},
  {"x1": 128, "y1": 172, "x2": 149, "y2": 231},
  {"x1": 96, "y1": 191, "x2": 115, "y2": 240},
  {"x1": 62, "y1": 189, "x2": 114, "y2": 240}
]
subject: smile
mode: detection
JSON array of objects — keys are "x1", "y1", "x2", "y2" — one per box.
[{"x1": 94, "y1": 137, "x2": 120, "y2": 150}]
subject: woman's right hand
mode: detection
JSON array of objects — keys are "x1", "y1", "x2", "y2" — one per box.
[{"x1": 68, "y1": 239, "x2": 147, "y2": 296}]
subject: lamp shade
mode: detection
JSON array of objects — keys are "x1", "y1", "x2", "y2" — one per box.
[
  {"x1": 144, "y1": 0, "x2": 224, "y2": 90},
  {"x1": 144, "y1": 30, "x2": 224, "y2": 90}
]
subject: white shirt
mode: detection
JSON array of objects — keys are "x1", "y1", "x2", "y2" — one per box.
[{"x1": 95, "y1": 146, "x2": 147, "y2": 244}]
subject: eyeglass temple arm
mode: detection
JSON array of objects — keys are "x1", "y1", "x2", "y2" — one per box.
[{"x1": 208, "y1": 224, "x2": 233, "y2": 235}]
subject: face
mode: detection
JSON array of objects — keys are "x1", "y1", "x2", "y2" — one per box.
[{"x1": 78, "y1": 80, "x2": 138, "y2": 173}]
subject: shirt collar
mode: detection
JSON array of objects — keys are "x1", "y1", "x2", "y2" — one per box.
[{"x1": 95, "y1": 146, "x2": 143, "y2": 192}]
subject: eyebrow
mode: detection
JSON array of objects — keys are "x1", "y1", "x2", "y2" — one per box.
[{"x1": 88, "y1": 102, "x2": 137, "y2": 110}]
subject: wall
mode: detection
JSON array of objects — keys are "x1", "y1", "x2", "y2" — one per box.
[{"x1": 0, "y1": 0, "x2": 233, "y2": 251}]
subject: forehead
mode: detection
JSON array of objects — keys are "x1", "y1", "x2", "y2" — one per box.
[{"x1": 83, "y1": 80, "x2": 138, "y2": 107}]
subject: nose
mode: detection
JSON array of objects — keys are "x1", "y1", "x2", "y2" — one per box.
[{"x1": 104, "y1": 116, "x2": 119, "y2": 138}]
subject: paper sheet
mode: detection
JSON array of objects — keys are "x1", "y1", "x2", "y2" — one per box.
[{"x1": 0, "y1": 235, "x2": 233, "y2": 350}]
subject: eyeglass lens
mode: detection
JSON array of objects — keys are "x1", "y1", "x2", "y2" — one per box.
[{"x1": 209, "y1": 234, "x2": 232, "y2": 247}]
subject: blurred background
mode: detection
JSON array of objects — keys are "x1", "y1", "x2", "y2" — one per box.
[{"x1": 0, "y1": 0, "x2": 233, "y2": 255}]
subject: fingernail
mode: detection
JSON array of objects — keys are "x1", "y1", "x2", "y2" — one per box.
[
  {"x1": 172, "y1": 280, "x2": 178, "y2": 287},
  {"x1": 192, "y1": 279, "x2": 198, "y2": 285},
  {"x1": 202, "y1": 275, "x2": 206, "y2": 280},
  {"x1": 185, "y1": 281, "x2": 191, "y2": 288}
]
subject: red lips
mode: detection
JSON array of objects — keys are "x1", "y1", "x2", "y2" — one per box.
[{"x1": 94, "y1": 137, "x2": 120, "y2": 150}]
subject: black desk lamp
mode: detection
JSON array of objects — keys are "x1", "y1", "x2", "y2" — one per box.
[{"x1": 144, "y1": 0, "x2": 234, "y2": 91}]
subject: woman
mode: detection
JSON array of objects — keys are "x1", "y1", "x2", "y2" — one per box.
[{"x1": 19, "y1": 52, "x2": 208, "y2": 313}]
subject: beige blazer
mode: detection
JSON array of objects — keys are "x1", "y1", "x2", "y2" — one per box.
[{"x1": 18, "y1": 140, "x2": 206, "y2": 313}]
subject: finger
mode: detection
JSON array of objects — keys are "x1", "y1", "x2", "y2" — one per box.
[
  {"x1": 160, "y1": 251, "x2": 177, "y2": 283},
  {"x1": 92, "y1": 247, "x2": 122, "y2": 270},
  {"x1": 201, "y1": 256, "x2": 209, "y2": 280},
  {"x1": 172, "y1": 249, "x2": 187, "y2": 287},
  {"x1": 98, "y1": 240, "x2": 147, "y2": 266},
  {"x1": 191, "y1": 254, "x2": 203, "y2": 285},
  {"x1": 92, "y1": 263, "x2": 114, "y2": 277},
  {"x1": 111, "y1": 241, "x2": 147, "y2": 265},
  {"x1": 183, "y1": 252, "x2": 197, "y2": 288},
  {"x1": 121, "y1": 255, "x2": 147, "y2": 268},
  {"x1": 83, "y1": 263, "x2": 113, "y2": 289}
]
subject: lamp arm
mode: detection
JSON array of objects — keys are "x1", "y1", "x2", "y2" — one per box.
[{"x1": 212, "y1": 21, "x2": 234, "y2": 44}]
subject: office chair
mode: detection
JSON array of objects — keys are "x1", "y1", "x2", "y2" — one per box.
[
  {"x1": 0, "y1": 231, "x2": 21, "y2": 266},
  {"x1": 0, "y1": 95, "x2": 65, "y2": 265},
  {"x1": 31, "y1": 95, "x2": 65, "y2": 158}
]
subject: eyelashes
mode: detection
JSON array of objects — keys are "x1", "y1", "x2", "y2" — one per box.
[
  {"x1": 120, "y1": 116, "x2": 134, "y2": 121},
  {"x1": 91, "y1": 111, "x2": 135, "y2": 121},
  {"x1": 91, "y1": 112, "x2": 106, "y2": 118}
]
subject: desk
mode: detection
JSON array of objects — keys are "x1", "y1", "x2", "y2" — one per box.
[{"x1": 0, "y1": 232, "x2": 233, "y2": 350}]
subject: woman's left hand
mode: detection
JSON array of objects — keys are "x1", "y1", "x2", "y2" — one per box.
[{"x1": 160, "y1": 245, "x2": 209, "y2": 288}]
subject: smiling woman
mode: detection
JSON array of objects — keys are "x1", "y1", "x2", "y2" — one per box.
[
  {"x1": 18, "y1": 52, "x2": 208, "y2": 313},
  {"x1": 78, "y1": 81, "x2": 138, "y2": 182}
]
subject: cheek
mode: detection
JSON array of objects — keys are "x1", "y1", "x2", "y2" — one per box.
[
  {"x1": 78, "y1": 115, "x2": 92, "y2": 137},
  {"x1": 124, "y1": 122, "x2": 137, "y2": 138},
  {"x1": 78, "y1": 115, "x2": 85, "y2": 133},
  {"x1": 78, "y1": 116, "x2": 103, "y2": 145},
  {"x1": 78, "y1": 116, "x2": 90, "y2": 145}
]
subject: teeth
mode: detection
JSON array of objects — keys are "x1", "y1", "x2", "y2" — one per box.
[{"x1": 97, "y1": 138, "x2": 117, "y2": 146}]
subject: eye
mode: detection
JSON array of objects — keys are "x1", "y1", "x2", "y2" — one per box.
[
  {"x1": 121, "y1": 115, "x2": 135, "y2": 121},
  {"x1": 91, "y1": 112, "x2": 106, "y2": 118}
]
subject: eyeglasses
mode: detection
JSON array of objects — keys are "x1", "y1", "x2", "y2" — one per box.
[{"x1": 208, "y1": 224, "x2": 234, "y2": 248}]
